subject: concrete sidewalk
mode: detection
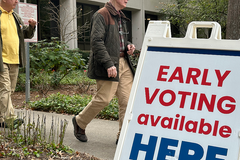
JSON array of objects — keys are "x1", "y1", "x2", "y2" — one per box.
[{"x1": 15, "y1": 109, "x2": 118, "y2": 160}]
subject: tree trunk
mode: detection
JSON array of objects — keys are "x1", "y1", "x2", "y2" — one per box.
[{"x1": 226, "y1": 0, "x2": 240, "y2": 39}]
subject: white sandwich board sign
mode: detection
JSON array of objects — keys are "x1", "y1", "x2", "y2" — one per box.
[{"x1": 114, "y1": 21, "x2": 240, "y2": 160}]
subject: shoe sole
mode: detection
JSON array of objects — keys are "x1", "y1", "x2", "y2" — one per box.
[{"x1": 72, "y1": 116, "x2": 78, "y2": 138}]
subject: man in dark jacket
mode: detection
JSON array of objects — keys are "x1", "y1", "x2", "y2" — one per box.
[
  {"x1": 0, "y1": 0, "x2": 36, "y2": 128},
  {"x1": 73, "y1": 0, "x2": 135, "y2": 144}
]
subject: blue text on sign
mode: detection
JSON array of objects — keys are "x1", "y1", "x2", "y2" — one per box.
[{"x1": 129, "y1": 133, "x2": 228, "y2": 160}]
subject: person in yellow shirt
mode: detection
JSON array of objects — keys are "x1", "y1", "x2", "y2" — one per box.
[{"x1": 0, "y1": 0, "x2": 36, "y2": 128}]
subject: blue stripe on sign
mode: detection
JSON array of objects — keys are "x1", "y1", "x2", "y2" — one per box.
[{"x1": 147, "y1": 47, "x2": 240, "y2": 57}]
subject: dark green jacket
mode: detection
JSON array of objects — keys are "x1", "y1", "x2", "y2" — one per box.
[
  {"x1": 87, "y1": 2, "x2": 135, "y2": 81},
  {"x1": 0, "y1": 10, "x2": 35, "y2": 72}
]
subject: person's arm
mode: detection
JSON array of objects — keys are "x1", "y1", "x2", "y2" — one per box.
[
  {"x1": 91, "y1": 13, "x2": 117, "y2": 78},
  {"x1": 19, "y1": 16, "x2": 36, "y2": 39},
  {"x1": 91, "y1": 13, "x2": 114, "y2": 69},
  {"x1": 28, "y1": 18, "x2": 37, "y2": 29},
  {"x1": 127, "y1": 44, "x2": 135, "y2": 55}
]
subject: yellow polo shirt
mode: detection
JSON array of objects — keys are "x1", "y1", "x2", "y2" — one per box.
[{"x1": 0, "y1": 6, "x2": 19, "y2": 64}]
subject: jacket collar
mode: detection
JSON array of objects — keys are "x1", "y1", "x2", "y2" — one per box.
[{"x1": 105, "y1": 2, "x2": 130, "y2": 21}]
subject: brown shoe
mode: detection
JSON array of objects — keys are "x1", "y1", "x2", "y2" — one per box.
[{"x1": 72, "y1": 116, "x2": 88, "y2": 142}]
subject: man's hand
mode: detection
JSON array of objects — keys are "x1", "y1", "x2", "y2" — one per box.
[
  {"x1": 28, "y1": 18, "x2": 37, "y2": 28},
  {"x1": 107, "y1": 66, "x2": 117, "y2": 78},
  {"x1": 127, "y1": 44, "x2": 135, "y2": 55}
]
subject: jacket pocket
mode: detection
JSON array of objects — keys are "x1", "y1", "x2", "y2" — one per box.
[
  {"x1": 94, "y1": 61, "x2": 108, "y2": 77},
  {"x1": 94, "y1": 56, "x2": 119, "y2": 78}
]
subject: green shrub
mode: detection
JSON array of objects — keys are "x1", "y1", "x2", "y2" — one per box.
[
  {"x1": 16, "y1": 73, "x2": 26, "y2": 92},
  {"x1": 16, "y1": 69, "x2": 96, "y2": 93},
  {"x1": 31, "y1": 69, "x2": 52, "y2": 95},
  {"x1": 78, "y1": 50, "x2": 90, "y2": 67},
  {"x1": 29, "y1": 37, "x2": 86, "y2": 88},
  {"x1": 61, "y1": 70, "x2": 96, "y2": 94},
  {"x1": 60, "y1": 70, "x2": 95, "y2": 85},
  {"x1": 130, "y1": 49, "x2": 140, "y2": 71},
  {"x1": 29, "y1": 93, "x2": 119, "y2": 120}
]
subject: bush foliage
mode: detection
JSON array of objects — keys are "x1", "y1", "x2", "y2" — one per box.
[
  {"x1": 29, "y1": 93, "x2": 119, "y2": 120},
  {"x1": 18, "y1": 43, "x2": 141, "y2": 120},
  {"x1": 29, "y1": 37, "x2": 86, "y2": 88}
]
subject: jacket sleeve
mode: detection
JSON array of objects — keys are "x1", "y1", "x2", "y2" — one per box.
[
  {"x1": 124, "y1": 41, "x2": 131, "y2": 52},
  {"x1": 15, "y1": 13, "x2": 35, "y2": 39},
  {"x1": 21, "y1": 19, "x2": 35, "y2": 39},
  {"x1": 91, "y1": 13, "x2": 114, "y2": 70}
]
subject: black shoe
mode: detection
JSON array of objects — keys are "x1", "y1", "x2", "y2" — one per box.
[
  {"x1": 72, "y1": 116, "x2": 88, "y2": 142},
  {"x1": 0, "y1": 118, "x2": 24, "y2": 130},
  {"x1": 13, "y1": 118, "x2": 24, "y2": 129},
  {"x1": 116, "y1": 139, "x2": 118, "y2": 145},
  {"x1": 9, "y1": 118, "x2": 24, "y2": 130},
  {"x1": 0, "y1": 122, "x2": 7, "y2": 128}
]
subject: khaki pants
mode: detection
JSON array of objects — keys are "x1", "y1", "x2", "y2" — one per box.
[
  {"x1": 0, "y1": 63, "x2": 18, "y2": 123},
  {"x1": 76, "y1": 58, "x2": 133, "y2": 139}
]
